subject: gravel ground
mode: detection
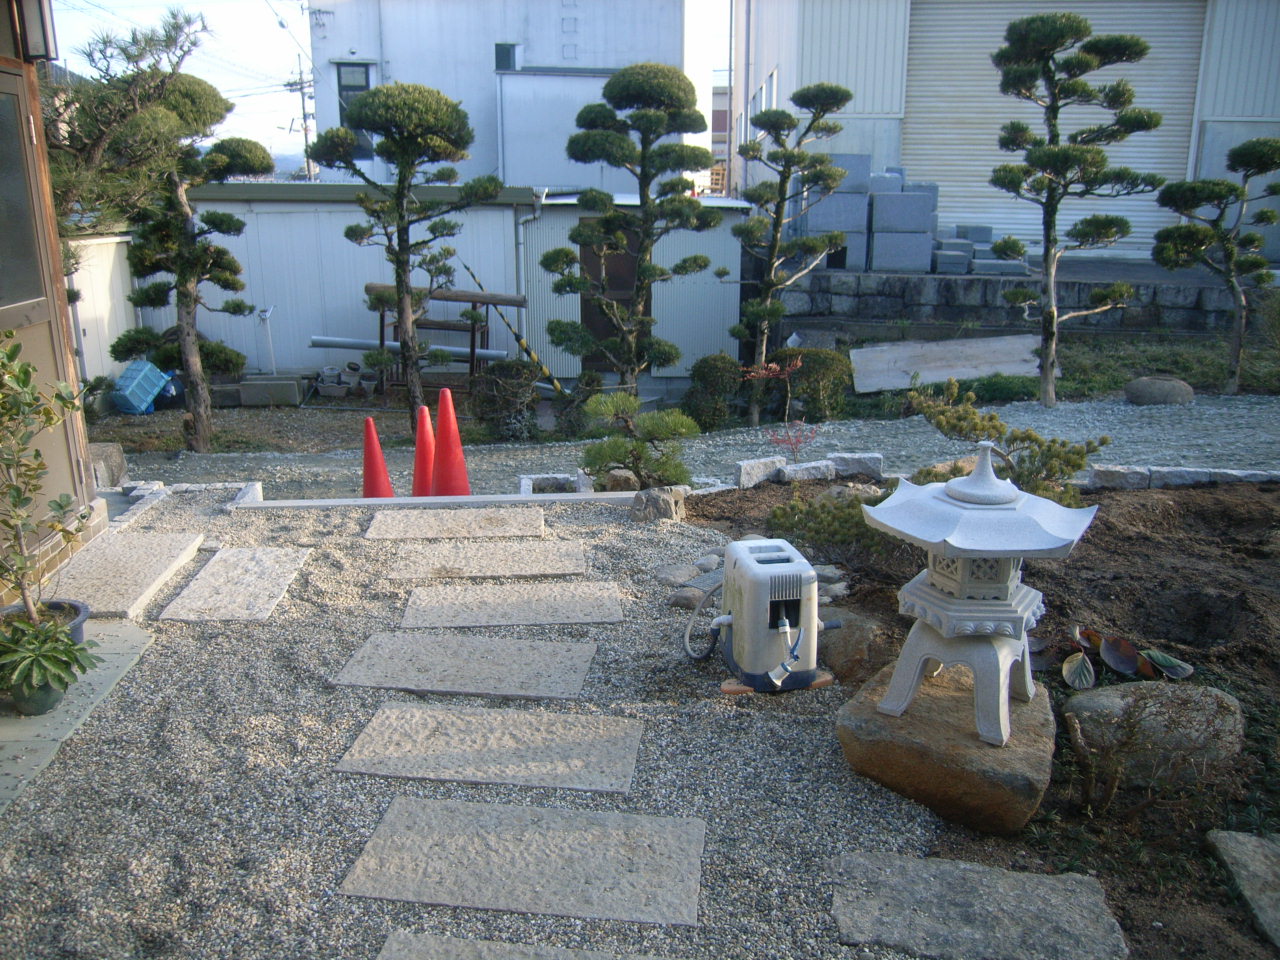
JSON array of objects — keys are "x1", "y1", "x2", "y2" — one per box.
[
  {"x1": 121, "y1": 395, "x2": 1280, "y2": 499},
  {"x1": 0, "y1": 488, "x2": 933, "y2": 960}
]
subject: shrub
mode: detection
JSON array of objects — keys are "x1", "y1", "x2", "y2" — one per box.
[
  {"x1": 469, "y1": 359, "x2": 544, "y2": 442},
  {"x1": 152, "y1": 339, "x2": 246, "y2": 378},
  {"x1": 579, "y1": 392, "x2": 698, "y2": 489},
  {"x1": 764, "y1": 347, "x2": 852, "y2": 420},
  {"x1": 109, "y1": 327, "x2": 164, "y2": 363},
  {"x1": 953, "y1": 372, "x2": 1039, "y2": 403},
  {"x1": 768, "y1": 487, "x2": 916, "y2": 576},
  {"x1": 680, "y1": 352, "x2": 742, "y2": 431},
  {"x1": 553, "y1": 369, "x2": 603, "y2": 438}
]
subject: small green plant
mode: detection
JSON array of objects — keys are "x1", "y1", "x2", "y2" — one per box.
[
  {"x1": 579, "y1": 392, "x2": 698, "y2": 489},
  {"x1": 768, "y1": 487, "x2": 914, "y2": 575},
  {"x1": 908, "y1": 378, "x2": 1109, "y2": 505},
  {"x1": 469, "y1": 359, "x2": 544, "y2": 442},
  {"x1": 953, "y1": 372, "x2": 1038, "y2": 403},
  {"x1": 762, "y1": 347, "x2": 853, "y2": 421},
  {"x1": 108, "y1": 327, "x2": 165, "y2": 363},
  {"x1": 680, "y1": 353, "x2": 742, "y2": 431},
  {"x1": 0, "y1": 618, "x2": 100, "y2": 697}
]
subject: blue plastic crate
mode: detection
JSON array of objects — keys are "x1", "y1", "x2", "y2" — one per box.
[{"x1": 111, "y1": 360, "x2": 169, "y2": 415}]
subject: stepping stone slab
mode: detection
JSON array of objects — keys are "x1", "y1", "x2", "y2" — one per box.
[
  {"x1": 387, "y1": 539, "x2": 585, "y2": 579},
  {"x1": 366, "y1": 507, "x2": 544, "y2": 540},
  {"x1": 378, "y1": 931, "x2": 672, "y2": 960},
  {"x1": 830, "y1": 851, "x2": 1128, "y2": 960},
  {"x1": 1207, "y1": 830, "x2": 1280, "y2": 947},
  {"x1": 342, "y1": 796, "x2": 705, "y2": 925},
  {"x1": 337, "y1": 703, "x2": 642, "y2": 792},
  {"x1": 160, "y1": 547, "x2": 310, "y2": 621},
  {"x1": 400, "y1": 581, "x2": 623, "y2": 629},
  {"x1": 332, "y1": 632, "x2": 597, "y2": 699},
  {"x1": 51, "y1": 531, "x2": 203, "y2": 618}
]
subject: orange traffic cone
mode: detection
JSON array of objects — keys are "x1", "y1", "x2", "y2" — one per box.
[
  {"x1": 431, "y1": 388, "x2": 470, "y2": 496},
  {"x1": 411, "y1": 404, "x2": 435, "y2": 497},
  {"x1": 362, "y1": 417, "x2": 394, "y2": 498}
]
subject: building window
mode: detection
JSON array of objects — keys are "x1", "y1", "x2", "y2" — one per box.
[
  {"x1": 495, "y1": 43, "x2": 517, "y2": 71},
  {"x1": 562, "y1": 43, "x2": 577, "y2": 60},
  {"x1": 337, "y1": 63, "x2": 374, "y2": 160},
  {"x1": 561, "y1": 17, "x2": 577, "y2": 33},
  {"x1": 766, "y1": 71, "x2": 777, "y2": 109}
]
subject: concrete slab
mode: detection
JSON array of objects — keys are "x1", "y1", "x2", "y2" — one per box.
[
  {"x1": 342, "y1": 797, "x2": 705, "y2": 925},
  {"x1": 159, "y1": 547, "x2": 310, "y2": 621},
  {"x1": 366, "y1": 506, "x2": 544, "y2": 540},
  {"x1": 830, "y1": 153, "x2": 872, "y2": 192},
  {"x1": 50, "y1": 531, "x2": 203, "y2": 619},
  {"x1": 0, "y1": 651, "x2": 137, "y2": 741},
  {"x1": 869, "y1": 232, "x2": 932, "y2": 272},
  {"x1": 377, "y1": 932, "x2": 672, "y2": 960},
  {"x1": 830, "y1": 851, "x2": 1128, "y2": 960},
  {"x1": 871, "y1": 193, "x2": 935, "y2": 233},
  {"x1": 806, "y1": 192, "x2": 869, "y2": 233},
  {"x1": 0, "y1": 740, "x2": 59, "y2": 813},
  {"x1": 1207, "y1": 830, "x2": 1280, "y2": 947},
  {"x1": 332, "y1": 632, "x2": 597, "y2": 700},
  {"x1": 238, "y1": 379, "x2": 301, "y2": 407},
  {"x1": 387, "y1": 539, "x2": 585, "y2": 579},
  {"x1": 337, "y1": 704, "x2": 642, "y2": 793},
  {"x1": 400, "y1": 581, "x2": 623, "y2": 629},
  {"x1": 956, "y1": 224, "x2": 994, "y2": 242},
  {"x1": 850, "y1": 333, "x2": 1042, "y2": 393}
]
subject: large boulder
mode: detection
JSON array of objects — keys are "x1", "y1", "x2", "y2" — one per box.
[
  {"x1": 605, "y1": 468, "x2": 640, "y2": 491},
  {"x1": 836, "y1": 664, "x2": 1055, "y2": 834},
  {"x1": 1124, "y1": 375, "x2": 1193, "y2": 405},
  {"x1": 1061, "y1": 682, "x2": 1244, "y2": 788},
  {"x1": 820, "y1": 609, "x2": 901, "y2": 685},
  {"x1": 630, "y1": 485, "x2": 687, "y2": 522}
]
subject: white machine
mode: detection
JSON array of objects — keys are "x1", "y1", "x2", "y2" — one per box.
[{"x1": 705, "y1": 538, "x2": 824, "y2": 692}]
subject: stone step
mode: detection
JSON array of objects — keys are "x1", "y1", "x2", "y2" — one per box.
[
  {"x1": 387, "y1": 539, "x2": 585, "y2": 579},
  {"x1": 331, "y1": 632, "x2": 597, "y2": 700},
  {"x1": 377, "y1": 931, "x2": 673, "y2": 960},
  {"x1": 1207, "y1": 830, "x2": 1280, "y2": 948},
  {"x1": 159, "y1": 547, "x2": 311, "y2": 621},
  {"x1": 400, "y1": 581, "x2": 623, "y2": 629},
  {"x1": 830, "y1": 851, "x2": 1128, "y2": 960},
  {"x1": 366, "y1": 506, "x2": 544, "y2": 540},
  {"x1": 337, "y1": 703, "x2": 642, "y2": 792},
  {"x1": 50, "y1": 531, "x2": 203, "y2": 619},
  {"x1": 342, "y1": 797, "x2": 704, "y2": 925}
]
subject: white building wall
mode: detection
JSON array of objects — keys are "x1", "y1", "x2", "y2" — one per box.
[
  {"x1": 310, "y1": 0, "x2": 710, "y2": 190},
  {"x1": 67, "y1": 235, "x2": 138, "y2": 382}
]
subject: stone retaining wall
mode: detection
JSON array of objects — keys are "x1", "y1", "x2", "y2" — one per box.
[{"x1": 779, "y1": 270, "x2": 1258, "y2": 344}]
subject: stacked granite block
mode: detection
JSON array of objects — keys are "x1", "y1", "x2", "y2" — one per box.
[{"x1": 869, "y1": 184, "x2": 935, "y2": 273}]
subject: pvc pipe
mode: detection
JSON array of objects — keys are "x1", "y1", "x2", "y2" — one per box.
[{"x1": 309, "y1": 336, "x2": 508, "y2": 362}]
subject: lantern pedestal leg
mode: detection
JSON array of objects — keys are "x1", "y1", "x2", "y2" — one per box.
[{"x1": 877, "y1": 621, "x2": 1031, "y2": 747}]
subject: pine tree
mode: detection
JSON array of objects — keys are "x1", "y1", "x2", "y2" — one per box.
[
  {"x1": 309, "y1": 84, "x2": 502, "y2": 419},
  {"x1": 1153, "y1": 138, "x2": 1280, "y2": 393},
  {"x1": 732, "y1": 82, "x2": 852, "y2": 425},
  {"x1": 539, "y1": 63, "x2": 721, "y2": 391},
  {"x1": 991, "y1": 12, "x2": 1164, "y2": 406}
]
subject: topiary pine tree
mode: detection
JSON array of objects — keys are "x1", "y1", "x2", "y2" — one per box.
[
  {"x1": 730, "y1": 83, "x2": 852, "y2": 426},
  {"x1": 991, "y1": 12, "x2": 1165, "y2": 407},
  {"x1": 1153, "y1": 138, "x2": 1280, "y2": 394},
  {"x1": 126, "y1": 78, "x2": 273, "y2": 454},
  {"x1": 540, "y1": 62, "x2": 722, "y2": 392},
  {"x1": 309, "y1": 83, "x2": 503, "y2": 421}
]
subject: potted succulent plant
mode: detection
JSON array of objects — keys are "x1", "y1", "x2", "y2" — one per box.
[{"x1": 0, "y1": 330, "x2": 98, "y2": 715}]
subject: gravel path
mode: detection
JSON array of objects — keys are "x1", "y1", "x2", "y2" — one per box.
[
  {"x1": 124, "y1": 396, "x2": 1280, "y2": 499},
  {"x1": 0, "y1": 489, "x2": 931, "y2": 960}
]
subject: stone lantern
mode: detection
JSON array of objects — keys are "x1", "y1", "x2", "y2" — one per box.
[{"x1": 861, "y1": 442, "x2": 1096, "y2": 746}]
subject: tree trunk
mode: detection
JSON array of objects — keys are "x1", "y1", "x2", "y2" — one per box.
[
  {"x1": 1225, "y1": 276, "x2": 1248, "y2": 395},
  {"x1": 1039, "y1": 204, "x2": 1061, "y2": 408},
  {"x1": 177, "y1": 290, "x2": 213, "y2": 452}
]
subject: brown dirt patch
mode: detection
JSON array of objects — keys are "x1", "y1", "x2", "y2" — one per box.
[{"x1": 684, "y1": 479, "x2": 1280, "y2": 960}]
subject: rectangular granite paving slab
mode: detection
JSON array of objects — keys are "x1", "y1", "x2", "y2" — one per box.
[
  {"x1": 377, "y1": 931, "x2": 673, "y2": 960},
  {"x1": 332, "y1": 632, "x2": 597, "y2": 699},
  {"x1": 159, "y1": 547, "x2": 310, "y2": 621},
  {"x1": 387, "y1": 539, "x2": 585, "y2": 579},
  {"x1": 400, "y1": 581, "x2": 623, "y2": 629},
  {"x1": 50, "y1": 532, "x2": 204, "y2": 618},
  {"x1": 342, "y1": 797, "x2": 704, "y2": 925},
  {"x1": 366, "y1": 507, "x2": 544, "y2": 540},
  {"x1": 337, "y1": 704, "x2": 641, "y2": 792}
]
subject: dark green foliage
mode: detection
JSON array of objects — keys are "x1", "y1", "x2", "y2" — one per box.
[
  {"x1": 734, "y1": 82, "x2": 853, "y2": 425},
  {"x1": 764, "y1": 347, "x2": 853, "y2": 421},
  {"x1": 469, "y1": 359, "x2": 544, "y2": 442},
  {"x1": 1153, "y1": 137, "x2": 1280, "y2": 393},
  {"x1": 578, "y1": 393, "x2": 698, "y2": 489},
  {"x1": 540, "y1": 63, "x2": 721, "y2": 389},
  {"x1": 908, "y1": 378, "x2": 1108, "y2": 505},
  {"x1": 953, "y1": 372, "x2": 1039, "y2": 403},
  {"x1": 991, "y1": 235, "x2": 1026, "y2": 261},
  {"x1": 768, "y1": 488, "x2": 912, "y2": 575},
  {"x1": 152, "y1": 339, "x2": 245, "y2": 377},
  {"x1": 680, "y1": 353, "x2": 742, "y2": 431},
  {"x1": 991, "y1": 12, "x2": 1164, "y2": 406},
  {"x1": 308, "y1": 83, "x2": 504, "y2": 419},
  {"x1": 109, "y1": 327, "x2": 165, "y2": 363},
  {"x1": 553, "y1": 370, "x2": 603, "y2": 438}
]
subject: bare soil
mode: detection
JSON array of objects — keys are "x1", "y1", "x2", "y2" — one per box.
[{"x1": 685, "y1": 479, "x2": 1280, "y2": 960}]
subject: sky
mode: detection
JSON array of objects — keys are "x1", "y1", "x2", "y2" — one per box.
[
  {"x1": 51, "y1": 0, "x2": 315, "y2": 160},
  {"x1": 49, "y1": 0, "x2": 730, "y2": 168}
]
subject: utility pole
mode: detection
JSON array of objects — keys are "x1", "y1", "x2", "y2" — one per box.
[{"x1": 284, "y1": 55, "x2": 315, "y2": 181}]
